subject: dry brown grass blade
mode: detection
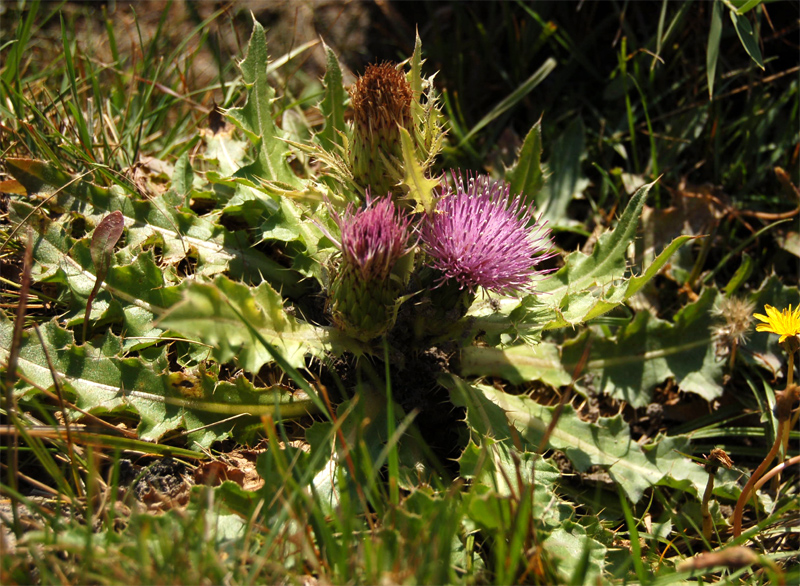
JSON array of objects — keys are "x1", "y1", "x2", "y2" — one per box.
[{"x1": 2, "y1": 228, "x2": 33, "y2": 539}]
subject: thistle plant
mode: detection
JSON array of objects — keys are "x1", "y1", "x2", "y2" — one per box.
[
  {"x1": 328, "y1": 195, "x2": 413, "y2": 341},
  {"x1": 7, "y1": 12, "x2": 793, "y2": 584}
]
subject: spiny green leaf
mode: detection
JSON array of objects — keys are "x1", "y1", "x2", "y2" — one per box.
[
  {"x1": 460, "y1": 343, "x2": 570, "y2": 387},
  {"x1": 466, "y1": 288, "x2": 724, "y2": 407},
  {"x1": 0, "y1": 317, "x2": 178, "y2": 441},
  {"x1": 399, "y1": 126, "x2": 439, "y2": 215},
  {"x1": 202, "y1": 127, "x2": 249, "y2": 177},
  {"x1": 539, "y1": 180, "x2": 654, "y2": 302},
  {"x1": 562, "y1": 287, "x2": 723, "y2": 407},
  {"x1": 0, "y1": 318, "x2": 316, "y2": 446},
  {"x1": 260, "y1": 197, "x2": 332, "y2": 282},
  {"x1": 158, "y1": 276, "x2": 330, "y2": 373},
  {"x1": 545, "y1": 524, "x2": 606, "y2": 585},
  {"x1": 460, "y1": 439, "x2": 572, "y2": 529},
  {"x1": 465, "y1": 184, "x2": 690, "y2": 341},
  {"x1": 317, "y1": 42, "x2": 347, "y2": 151},
  {"x1": 448, "y1": 376, "x2": 709, "y2": 502},
  {"x1": 505, "y1": 118, "x2": 545, "y2": 206},
  {"x1": 226, "y1": 20, "x2": 301, "y2": 188},
  {"x1": 6, "y1": 158, "x2": 305, "y2": 294}
]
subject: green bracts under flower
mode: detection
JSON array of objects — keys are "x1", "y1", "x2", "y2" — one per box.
[{"x1": 330, "y1": 264, "x2": 403, "y2": 341}]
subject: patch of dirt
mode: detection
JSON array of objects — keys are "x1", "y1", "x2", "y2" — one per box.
[{"x1": 128, "y1": 457, "x2": 192, "y2": 510}]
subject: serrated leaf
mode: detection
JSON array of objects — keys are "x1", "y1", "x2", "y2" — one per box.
[
  {"x1": 158, "y1": 276, "x2": 329, "y2": 373},
  {"x1": 399, "y1": 126, "x2": 439, "y2": 215},
  {"x1": 505, "y1": 118, "x2": 545, "y2": 205},
  {"x1": 465, "y1": 185, "x2": 690, "y2": 341},
  {"x1": 408, "y1": 30, "x2": 425, "y2": 121},
  {"x1": 226, "y1": 20, "x2": 301, "y2": 188},
  {"x1": 460, "y1": 343, "x2": 571, "y2": 387},
  {"x1": 545, "y1": 524, "x2": 606, "y2": 585},
  {"x1": 202, "y1": 128, "x2": 249, "y2": 177},
  {"x1": 317, "y1": 42, "x2": 347, "y2": 151},
  {"x1": 0, "y1": 318, "x2": 179, "y2": 440},
  {"x1": 539, "y1": 180, "x2": 653, "y2": 303},
  {"x1": 260, "y1": 197, "x2": 330, "y2": 281},
  {"x1": 12, "y1": 212, "x2": 179, "y2": 343},
  {"x1": 562, "y1": 288, "x2": 723, "y2": 407},
  {"x1": 0, "y1": 318, "x2": 316, "y2": 446},
  {"x1": 6, "y1": 159, "x2": 305, "y2": 295},
  {"x1": 467, "y1": 288, "x2": 724, "y2": 407},
  {"x1": 460, "y1": 439, "x2": 572, "y2": 529},
  {"x1": 448, "y1": 376, "x2": 709, "y2": 502}
]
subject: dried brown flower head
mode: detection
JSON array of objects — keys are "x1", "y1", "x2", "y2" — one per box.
[
  {"x1": 350, "y1": 62, "x2": 413, "y2": 138},
  {"x1": 348, "y1": 63, "x2": 414, "y2": 197},
  {"x1": 706, "y1": 447, "x2": 733, "y2": 470}
]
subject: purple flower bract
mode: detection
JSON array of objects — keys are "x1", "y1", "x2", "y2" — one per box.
[
  {"x1": 335, "y1": 195, "x2": 412, "y2": 281},
  {"x1": 421, "y1": 172, "x2": 555, "y2": 295}
]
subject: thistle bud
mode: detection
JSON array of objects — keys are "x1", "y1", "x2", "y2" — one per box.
[
  {"x1": 329, "y1": 195, "x2": 412, "y2": 341},
  {"x1": 349, "y1": 63, "x2": 414, "y2": 198}
]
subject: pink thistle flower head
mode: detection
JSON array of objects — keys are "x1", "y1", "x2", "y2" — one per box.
[
  {"x1": 420, "y1": 171, "x2": 555, "y2": 296},
  {"x1": 334, "y1": 194, "x2": 412, "y2": 281}
]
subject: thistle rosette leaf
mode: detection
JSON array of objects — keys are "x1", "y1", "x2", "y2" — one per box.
[
  {"x1": 329, "y1": 196, "x2": 413, "y2": 341},
  {"x1": 421, "y1": 171, "x2": 556, "y2": 297}
]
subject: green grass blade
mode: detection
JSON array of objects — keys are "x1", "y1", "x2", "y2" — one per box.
[
  {"x1": 707, "y1": 0, "x2": 724, "y2": 98},
  {"x1": 458, "y1": 57, "x2": 556, "y2": 147}
]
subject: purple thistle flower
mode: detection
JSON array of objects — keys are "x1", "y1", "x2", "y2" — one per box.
[
  {"x1": 420, "y1": 171, "x2": 555, "y2": 296},
  {"x1": 328, "y1": 194, "x2": 413, "y2": 341},
  {"x1": 334, "y1": 194, "x2": 412, "y2": 281}
]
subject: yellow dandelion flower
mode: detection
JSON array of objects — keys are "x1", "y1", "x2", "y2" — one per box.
[{"x1": 753, "y1": 304, "x2": 800, "y2": 344}]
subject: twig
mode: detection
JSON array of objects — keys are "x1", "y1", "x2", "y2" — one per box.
[
  {"x1": 2, "y1": 228, "x2": 33, "y2": 538},
  {"x1": 32, "y1": 323, "x2": 84, "y2": 497}
]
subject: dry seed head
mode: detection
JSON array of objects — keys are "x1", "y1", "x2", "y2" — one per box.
[
  {"x1": 712, "y1": 296, "x2": 755, "y2": 351},
  {"x1": 707, "y1": 448, "x2": 733, "y2": 469}
]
